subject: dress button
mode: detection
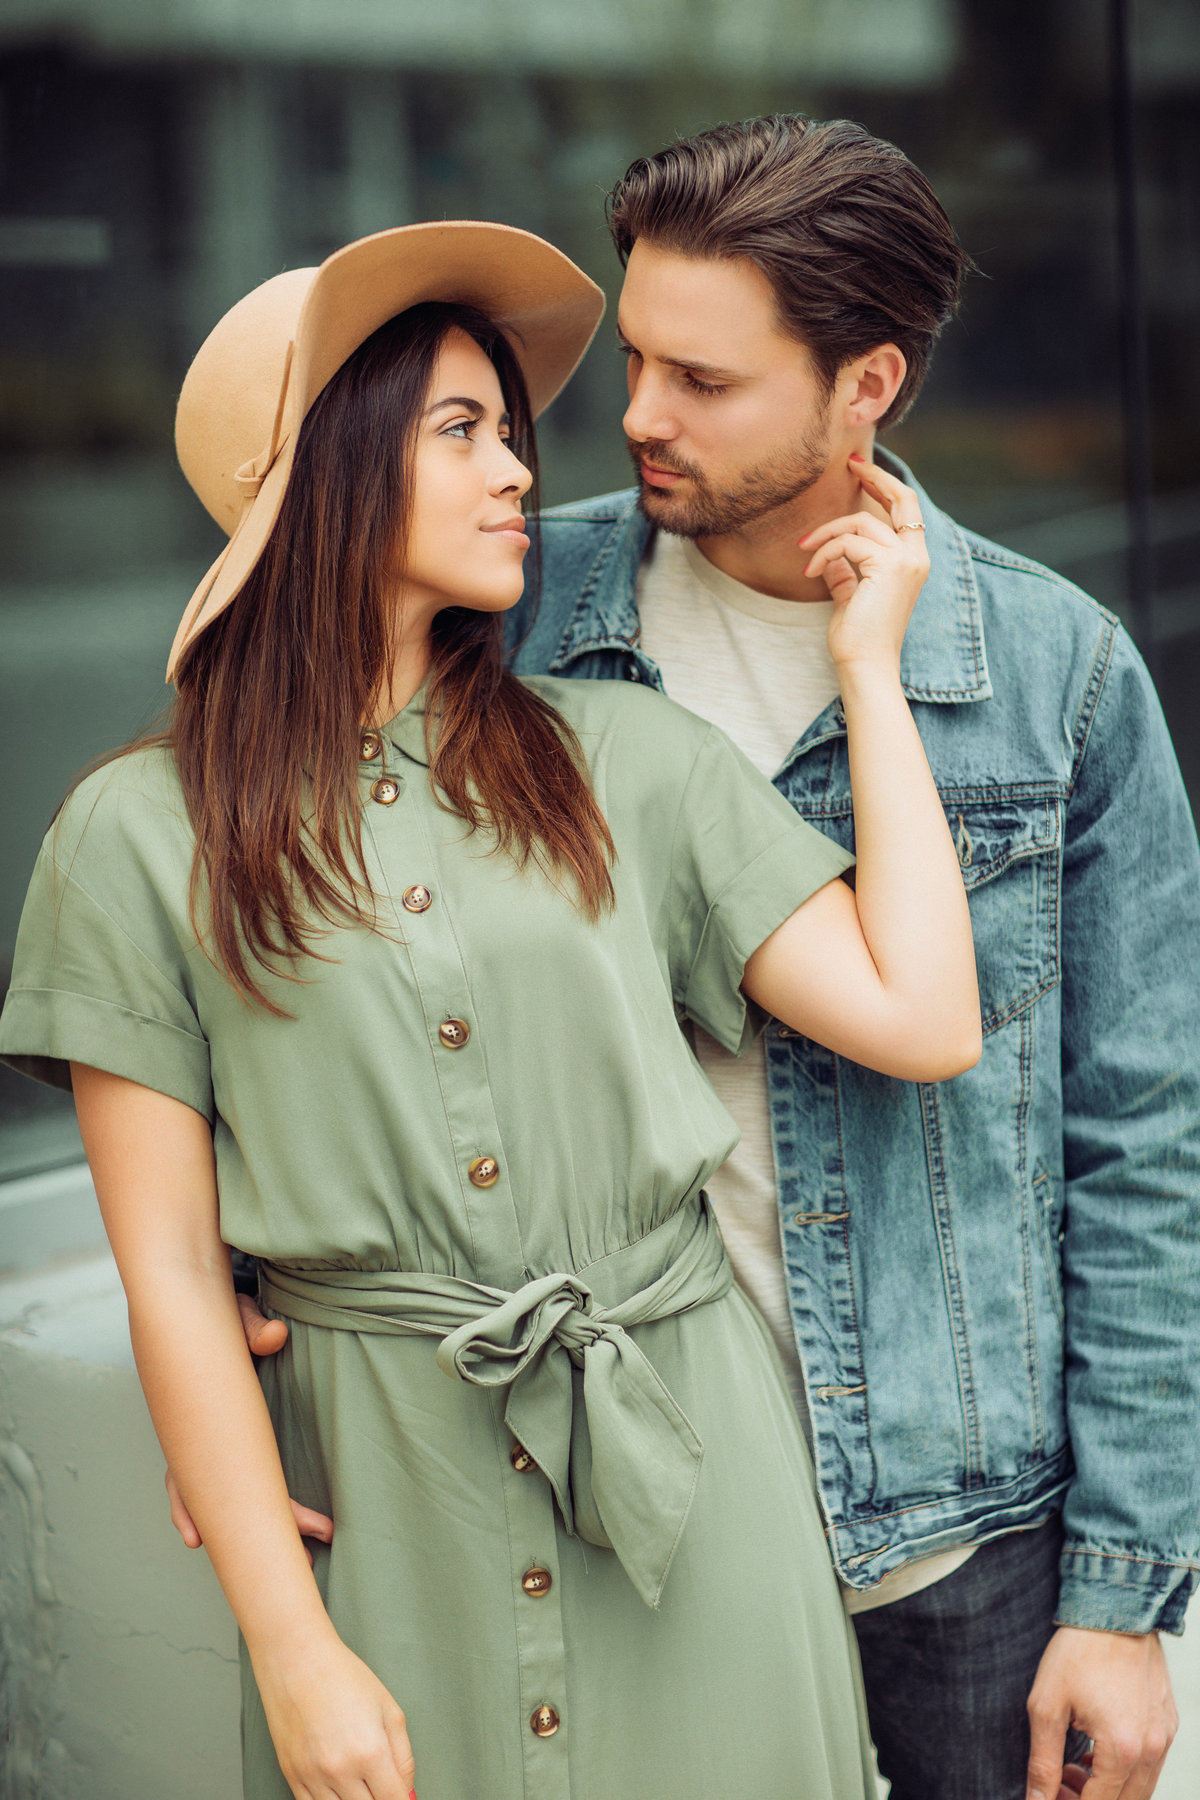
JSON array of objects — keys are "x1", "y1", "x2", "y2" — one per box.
[
  {"x1": 468, "y1": 1155, "x2": 500, "y2": 1188},
  {"x1": 402, "y1": 884, "x2": 432, "y2": 912},
  {"x1": 371, "y1": 777, "x2": 400, "y2": 806},
  {"x1": 530, "y1": 1705, "x2": 560, "y2": 1738},
  {"x1": 521, "y1": 1567, "x2": 553, "y2": 1598},
  {"x1": 510, "y1": 1443, "x2": 538, "y2": 1473},
  {"x1": 438, "y1": 1018, "x2": 470, "y2": 1049},
  {"x1": 359, "y1": 731, "x2": 382, "y2": 761}
]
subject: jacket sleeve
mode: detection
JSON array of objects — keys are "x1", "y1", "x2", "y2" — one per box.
[{"x1": 1056, "y1": 624, "x2": 1200, "y2": 1634}]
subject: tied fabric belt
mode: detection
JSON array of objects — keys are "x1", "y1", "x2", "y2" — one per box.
[{"x1": 260, "y1": 1199, "x2": 732, "y2": 1609}]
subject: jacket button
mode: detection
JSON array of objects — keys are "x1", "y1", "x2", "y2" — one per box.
[
  {"x1": 438, "y1": 1018, "x2": 470, "y2": 1049},
  {"x1": 359, "y1": 731, "x2": 382, "y2": 761},
  {"x1": 468, "y1": 1156, "x2": 499, "y2": 1188},
  {"x1": 530, "y1": 1705, "x2": 559, "y2": 1737},
  {"x1": 521, "y1": 1567, "x2": 552, "y2": 1598},
  {"x1": 371, "y1": 777, "x2": 400, "y2": 806},
  {"x1": 510, "y1": 1443, "x2": 537, "y2": 1473},
  {"x1": 402, "y1": 884, "x2": 432, "y2": 912}
]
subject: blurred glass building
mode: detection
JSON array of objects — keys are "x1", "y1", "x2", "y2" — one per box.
[{"x1": 2, "y1": 0, "x2": 1198, "y2": 1177}]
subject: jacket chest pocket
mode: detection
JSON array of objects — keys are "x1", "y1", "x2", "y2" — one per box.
[{"x1": 948, "y1": 795, "x2": 1061, "y2": 1034}]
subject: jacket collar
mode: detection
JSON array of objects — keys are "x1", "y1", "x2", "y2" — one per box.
[{"x1": 549, "y1": 450, "x2": 992, "y2": 705}]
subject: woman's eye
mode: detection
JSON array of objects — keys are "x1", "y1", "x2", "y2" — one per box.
[{"x1": 444, "y1": 419, "x2": 476, "y2": 440}]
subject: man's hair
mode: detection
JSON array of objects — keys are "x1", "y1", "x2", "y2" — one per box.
[{"x1": 606, "y1": 115, "x2": 972, "y2": 427}]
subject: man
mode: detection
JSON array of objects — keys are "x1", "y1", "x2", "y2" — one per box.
[{"x1": 205, "y1": 116, "x2": 1197, "y2": 1799}]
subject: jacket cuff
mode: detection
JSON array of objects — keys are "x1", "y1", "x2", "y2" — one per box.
[{"x1": 1057, "y1": 1545, "x2": 1197, "y2": 1636}]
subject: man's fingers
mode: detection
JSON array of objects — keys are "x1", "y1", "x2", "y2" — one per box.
[
  {"x1": 164, "y1": 1466, "x2": 203, "y2": 1549},
  {"x1": 236, "y1": 1290, "x2": 289, "y2": 1356},
  {"x1": 291, "y1": 1501, "x2": 335, "y2": 1545},
  {"x1": 1079, "y1": 1731, "x2": 1143, "y2": 1800},
  {"x1": 1026, "y1": 1696, "x2": 1071, "y2": 1800}
]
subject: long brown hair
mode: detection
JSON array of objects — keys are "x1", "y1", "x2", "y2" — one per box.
[{"x1": 166, "y1": 301, "x2": 613, "y2": 1010}]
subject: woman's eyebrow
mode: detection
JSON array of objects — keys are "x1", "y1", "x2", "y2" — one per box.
[
  {"x1": 425, "y1": 396, "x2": 486, "y2": 419},
  {"x1": 424, "y1": 397, "x2": 512, "y2": 429}
]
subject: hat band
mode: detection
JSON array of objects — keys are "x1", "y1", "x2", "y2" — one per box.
[{"x1": 234, "y1": 337, "x2": 296, "y2": 521}]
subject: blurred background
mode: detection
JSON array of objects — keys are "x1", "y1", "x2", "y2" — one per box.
[
  {"x1": 1, "y1": 4, "x2": 1198, "y2": 1792},
  {"x1": 1, "y1": 0, "x2": 1199, "y2": 1177}
]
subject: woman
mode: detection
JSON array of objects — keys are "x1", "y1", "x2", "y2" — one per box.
[{"x1": 0, "y1": 223, "x2": 979, "y2": 1800}]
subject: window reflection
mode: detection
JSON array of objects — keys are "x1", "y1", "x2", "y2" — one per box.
[{"x1": 2, "y1": 0, "x2": 1197, "y2": 1175}]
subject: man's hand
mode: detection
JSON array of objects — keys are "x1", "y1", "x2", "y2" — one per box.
[
  {"x1": 165, "y1": 1293, "x2": 335, "y2": 1562},
  {"x1": 236, "y1": 1289, "x2": 289, "y2": 1358},
  {"x1": 1026, "y1": 1626, "x2": 1178, "y2": 1800}
]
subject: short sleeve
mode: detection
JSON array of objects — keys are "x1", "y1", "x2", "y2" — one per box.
[
  {"x1": 0, "y1": 765, "x2": 214, "y2": 1120},
  {"x1": 669, "y1": 726, "x2": 854, "y2": 1055}
]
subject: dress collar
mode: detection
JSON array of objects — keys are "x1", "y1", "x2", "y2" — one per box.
[{"x1": 380, "y1": 682, "x2": 431, "y2": 768}]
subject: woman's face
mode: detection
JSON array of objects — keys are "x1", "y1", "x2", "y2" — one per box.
[{"x1": 400, "y1": 328, "x2": 534, "y2": 624}]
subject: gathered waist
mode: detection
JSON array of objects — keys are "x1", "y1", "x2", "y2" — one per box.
[{"x1": 260, "y1": 1198, "x2": 731, "y2": 1608}]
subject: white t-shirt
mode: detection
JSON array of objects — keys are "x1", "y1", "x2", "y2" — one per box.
[{"x1": 638, "y1": 530, "x2": 974, "y2": 1613}]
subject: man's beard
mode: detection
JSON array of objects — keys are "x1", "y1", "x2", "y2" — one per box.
[{"x1": 627, "y1": 425, "x2": 829, "y2": 538}]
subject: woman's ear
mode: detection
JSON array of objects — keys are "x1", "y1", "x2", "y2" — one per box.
[{"x1": 838, "y1": 345, "x2": 907, "y2": 428}]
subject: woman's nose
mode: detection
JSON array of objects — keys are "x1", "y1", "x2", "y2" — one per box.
[{"x1": 491, "y1": 442, "x2": 533, "y2": 499}]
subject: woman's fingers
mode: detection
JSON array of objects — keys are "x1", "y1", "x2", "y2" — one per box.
[
  {"x1": 805, "y1": 532, "x2": 909, "y2": 582},
  {"x1": 847, "y1": 452, "x2": 924, "y2": 525},
  {"x1": 801, "y1": 510, "x2": 899, "y2": 554}
]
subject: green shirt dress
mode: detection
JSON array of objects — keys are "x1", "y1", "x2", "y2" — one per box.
[{"x1": 1, "y1": 676, "x2": 874, "y2": 1800}]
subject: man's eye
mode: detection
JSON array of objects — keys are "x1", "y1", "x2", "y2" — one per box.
[
  {"x1": 617, "y1": 342, "x2": 640, "y2": 361},
  {"x1": 684, "y1": 371, "x2": 725, "y2": 397}
]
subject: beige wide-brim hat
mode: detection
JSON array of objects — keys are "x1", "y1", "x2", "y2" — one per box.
[{"x1": 168, "y1": 221, "x2": 606, "y2": 681}]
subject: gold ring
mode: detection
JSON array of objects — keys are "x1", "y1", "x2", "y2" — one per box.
[{"x1": 897, "y1": 522, "x2": 926, "y2": 532}]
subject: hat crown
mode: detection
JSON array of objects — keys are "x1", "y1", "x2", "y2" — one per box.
[{"x1": 176, "y1": 266, "x2": 316, "y2": 535}]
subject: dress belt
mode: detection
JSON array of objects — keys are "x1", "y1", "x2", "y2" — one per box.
[{"x1": 260, "y1": 1197, "x2": 732, "y2": 1609}]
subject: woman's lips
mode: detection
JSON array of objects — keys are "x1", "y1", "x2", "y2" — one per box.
[
  {"x1": 640, "y1": 462, "x2": 685, "y2": 488},
  {"x1": 481, "y1": 520, "x2": 531, "y2": 547}
]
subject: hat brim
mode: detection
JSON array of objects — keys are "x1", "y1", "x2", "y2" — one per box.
[{"x1": 168, "y1": 222, "x2": 605, "y2": 681}]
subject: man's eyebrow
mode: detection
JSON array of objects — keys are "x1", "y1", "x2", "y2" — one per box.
[{"x1": 615, "y1": 327, "x2": 739, "y2": 382}]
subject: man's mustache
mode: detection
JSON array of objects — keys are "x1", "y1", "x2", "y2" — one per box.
[{"x1": 625, "y1": 439, "x2": 706, "y2": 485}]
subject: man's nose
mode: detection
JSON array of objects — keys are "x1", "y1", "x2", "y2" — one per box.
[{"x1": 622, "y1": 367, "x2": 676, "y2": 446}]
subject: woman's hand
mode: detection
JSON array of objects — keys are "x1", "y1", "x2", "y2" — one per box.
[
  {"x1": 741, "y1": 454, "x2": 981, "y2": 1083},
  {"x1": 799, "y1": 453, "x2": 930, "y2": 674},
  {"x1": 255, "y1": 1634, "x2": 416, "y2": 1800}
]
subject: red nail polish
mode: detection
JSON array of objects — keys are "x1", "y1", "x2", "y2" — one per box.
[
  {"x1": 797, "y1": 532, "x2": 811, "y2": 545},
  {"x1": 848, "y1": 452, "x2": 864, "y2": 464}
]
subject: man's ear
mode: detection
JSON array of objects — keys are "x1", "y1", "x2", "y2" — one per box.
[{"x1": 838, "y1": 344, "x2": 907, "y2": 428}]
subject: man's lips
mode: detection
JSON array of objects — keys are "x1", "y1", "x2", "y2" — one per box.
[{"x1": 639, "y1": 461, "x2": 686, "y2": 489}]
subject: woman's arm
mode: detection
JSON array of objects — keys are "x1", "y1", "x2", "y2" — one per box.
[
  {"x1": 71, "y1": 1063, "x2": 416, "y2": 1800},
  {"x1": 742, "y1": 456, "x2": 982, "y2": 1084}
]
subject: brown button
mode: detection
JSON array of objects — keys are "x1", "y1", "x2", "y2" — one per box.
[
  {"x1": 468, "y1": 1155, "x2": 499, "y2": 1189},
  {"x1": 359, "y1": 731, "x2": 382, "y2": 761},
  {"x1": 438, "y1": 1018, "x2": 470, "y2": 1050},
  {"x1": 402, "y1": 884, "x2": 432, "y2": 912},
  {"x1": 510, "y1": 1443, "x2": 538, "y2": 1474},
  {"x1": 521, "y1": 1567, "x2": 552, "y2": 1598},
  {"x1": 371, "y1": 777, "x2": 400, "y2": 806},
  {"x1": 530, "y1": 1705, "x2": 559, "y2": 1738}
]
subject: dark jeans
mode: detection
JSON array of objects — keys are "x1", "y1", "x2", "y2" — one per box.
[{"x1": 850, "y1": 1516, "x2": 1090, "y2": 1800}]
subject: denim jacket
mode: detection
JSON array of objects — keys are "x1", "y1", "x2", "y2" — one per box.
[{"x1": 508, "y1": 455, "x2": 1200, "y2": 1634}]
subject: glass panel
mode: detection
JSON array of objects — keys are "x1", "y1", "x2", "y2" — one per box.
[{"x1": 2, "y1": 2, "x2": 1198, "y2": 1175}]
